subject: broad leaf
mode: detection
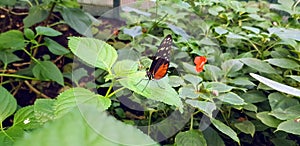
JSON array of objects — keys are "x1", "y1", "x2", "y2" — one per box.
[
  {"x1": 0, "y1": 86, "x2": 17, "y2": 123},
  {"x1": 266, "y1": 58, "x2": 300, "y2": 70},
  {"x1": 241, "y1": 90, "x2": 267, "y2": 103},
  {"x1": 256, "y1": 112, "x2": 281, "y2": 128},
  {"x1": 183, "y1": 74, "x2": 202, "y2": 89},
  {"x1": 270, "y1": 105, "x2": 300, "y2": 120},
  {"x1": 186, "y1": 100, "x2": 216, "y2": 117},
  {"x1": 0, "y1": 51, "x2": 22, "y2": 65},
  {"x1": 241, "y1": 58, "x2": 277, "y2": 74},
  {"x1": 234, "y1": 121, "x2": 255, "y2": 137},
  {"x1": 268, "y1": 92, "x2": 299, "y2": 111},
  {"x1": 13, "y1": 106, "x2": 39, "y2": 130},
  {"x1": 203, "y1": 127, "x2": 225, "y2": 146},
  {"x1": 216, "y1": 92, "x2": 246, "y2": 105},
  {"x1": 123, "y1": 26, "x2": 142, "y2": 38},
  {"x1": 204, "y1": 82, "x2": 234, "y2": 93},
  {"x1": 55, "y1": 87, "x2": 111, "y2": 118},
  {"x1": 112, "y1": 60, "x2": 138, "y2": 77},
  {"x1": 23, "y1": 6, "x2": 48, "y2": 28},
  {"x1": 287, "y1": 75, "x2": 300, "y2": 82},
  {"x1": 175, "y1": 130, "x2": 207, "y2": 146},
  {"x1": 61, "y1": 8, "x2": 92, "y2": 37},
  {"x1": 15, "y1": 105, "x2": 159, "y2": 146},
  {"x1": 179, "y1": 86, "x2": 199, "y2": 99},
  {"x1": 250, "y1": 73, "x2": 300, "y2": 97},
  {"x1": 211, "y1": 118, "x2": 240, "y2": 144},
  {"x1": 276, "y1": 119, "x2": 300, "y2": 136},
  {"x1": 118, "y1": 71, "x2": 183, "y2": 112},
  {"x1": 0, "y1": 30, "x2": 25, "y2": 50},
  {"x1": 221, "y1": 59, "x2": 243, "y2": 76},
  {"x1": 32, "y1": 61, "x2": 64, "y2": 86},
  {"x1": 68, "y1": 37, "x2": 118, "y2": 71}
]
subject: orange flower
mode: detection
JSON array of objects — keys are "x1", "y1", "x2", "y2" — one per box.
[{"x1": 194, "y1": 56, "x2": 207, "y2": 73}]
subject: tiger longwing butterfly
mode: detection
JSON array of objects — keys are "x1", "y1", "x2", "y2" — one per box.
[{"x1": 137, "y1": 34, "x2": 172, "y2": 91}]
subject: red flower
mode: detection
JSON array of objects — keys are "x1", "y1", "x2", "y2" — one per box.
[{"x1": 194, "y1": 56, "x2": 207, "y2": 73}]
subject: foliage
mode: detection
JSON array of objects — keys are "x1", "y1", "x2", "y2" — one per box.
[{"x1": 0, "y1": 0, "x2": 300, "y2": 145}]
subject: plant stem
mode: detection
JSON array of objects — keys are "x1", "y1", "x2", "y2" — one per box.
[
  {"x1": 190, "y1": 113, "x2": 194, "y2": 130},
  {"x1": 0, "y1": 123, "x2": 14, "y2": 142},
  {"x1": 105, "y1": 80, "x2": 114, "y2": 98},
  {"x1": 106, "y1": 87, "x2": 125, "y2": 98},
  {"x1": 22, "y1": 48, "x2": 40, "y2": 63},
  {"x1": 0, "y1": 74, "x2": 36, "y2": 80}
]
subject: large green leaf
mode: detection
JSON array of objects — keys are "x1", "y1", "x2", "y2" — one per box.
[
  {"x1": 60, "y1": 8, "x2": 92, "y2": 37},
  {"x1": 0, "y1": 86, "x2": 17, "y2": 123},
  {"x1": 250, "y1": 73, "x2": 300, "y2": 97},
  {"x1": 256, "y1": 112, "x2": 282, "y2": 128},
  {"x1": 240, "y1": 58, "x2": 277, "y2": 74},
  {"x1": 270, "y1": 105, "x2": 300, "y2": 120},
  {"x1": 221, "y1": 59, "x2": 243, "y2": 76},
  {"x1": 265, "y1": 58, "x2": 300, "y2": 70},
  {"x1": 211, "y1": 118, "x2": 240, "y2": 144},
  {"x1": 32, "y1": 61, "x2": 64, "y2": 86},
  {"x1": 118, "y1": 71, "x2": 183, "y2": 112},
  {"x1": 268, "y1": 92, "x2": 299, "y2": 111},
  {"x1": 112, "y1": 60, "x2": 138, "y2": 77},
  {"x1": 203, "y1": 82, "x2": 234, "y2": 93},
  {"x1": 36, "y1": 26, "x2": 62, "y2": 37},
  {"x1": 54, "y1": 87, "x2": 111, "y2": 118},
  {"x1": 44, "y1": 37, "x2": 70, "y2": 55},
  {"x1": 0, "y1": 30, "x2": 25, "y2": 50},
  {"x1": 175, "y1": 130, "x2": 207, "y2": 146},
  {"x1": 34, "y1": 99, "x2": 55, "y2": 124},
  {"x1": 276, "y1": 119, "x2": 300, "y2": 136},
  {"x1": 14, "y1": 105, "x2": 159, "y2": 146},
  {"x1": 68, "y1": 37, "x2": 117, "y2": 71},
  {"x1": 241, "y1": 90, "x2": 267, "y2": 103},
  {"x1": 234, "y1": 121, "x2": 255, "y2": 137},
  {"x1": 23, "y1": 6, "x2": 48, "y2": 28}
]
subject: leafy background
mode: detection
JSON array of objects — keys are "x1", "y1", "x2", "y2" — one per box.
[{"x1": 0, "y1": 0, "x2": 300, "y2": 146}]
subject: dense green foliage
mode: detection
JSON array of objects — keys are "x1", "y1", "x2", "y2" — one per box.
[{"x1": 0, "y1": 0, "x2": 300, "y2": 145}]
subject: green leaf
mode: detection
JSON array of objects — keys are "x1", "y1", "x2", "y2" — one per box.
[
  {"x1": 203, "y1": 127, "x2": 225, "y2": 146},
  {"x1": 270, "y1": 105, "x2": 300, "y2": 120},
  {"x1": 241, "y1": 58, "x2": 277, "y2": 74},
  {"x1": 186, "y1": 100, "x2": 216, "y2": 117},
  {"x1": 0, "y1": 51, "x2": 22, "y2": 65},
  {"x1": 112, "y1": 60, "x2": 138, "y2": 77},
  {"x1": 118, "y1": 71, "x2": 183, "y2": 112},
  {"x1": 229, "y1": 77, "x2": 256, "y2": 86},
  {"x1": 241, "y1": 91, "x2": 267, "y2": 103},
  {"x1": 268, "y1": 92, "x2": 299, "y2": 111},
  {"x1": 55, "y1": 87, "x2": 111, "y2": 117},
  {"x1": 242, "y1": 26, "x2": 260, "y2": 34},
  {"x1": 12, "y1": 105, "x2": 39, "y2": 130},
  {"x1": 23, "y1": 6, "x2": 48, "y2": 28},
  {"x1": 179, "y1": 86, "x2": 199, "y2": 99},
  {"x1": 276, "y1": 119, "x2": 300, "y2": 136},
  {"x1": 268, "y1": 27, "x2": 300, "y2": 41},
  {"x1": 0, "y1": 126, "x2": 24, "y2": 146},
  {"x1": 24, "y1": 28, "x2": 35, "y2": 40},
  {"x1": 35, "y1": 26, "x2": 62, "y2": 37},
  {"x1": 15, "y1": 105, "x2": 159, "y2": 146},
  {"x1": 123, "y1": 26, "x2": 142, "y2": 38},
  {"x1": 217, "y1": 92, "x2": 246, "y2": 105},
  {"x1": 32, "y1": 61, "x2": 64, "y2": 86},
  {"x1": 266, "y1": 58, "x2": 300, "y2": 70},
  {"x1": 214, "y1": 27, "x2": 228, "y2": 35},
  {"x1": 211, "y1": 118, "x2": 240, "y2": 144},
  {"x1": 234, "y1": 121, "x2": 255, "y2": 137},
  {"x1": 0, "y1": 86, "x2": 17, "y2": 123},
  {"x1": 34, "y1": 99, "x2": 55, "y2": 123},
  {"x1": 61, "y1": 8, "x2": 92, "y2": 37},
  {"x1": 68, "y1": 37, "x2": 118, "y2": 71},
  {"x1": 183, "y1": 74, "x2": 202, "y2": 89},
  {"x1": 204, "y1": 82, "x2": 234, "y2": 93},
  {"x1": 226, "y1": 32, "x2": 247, "y2": 40},
  {"x1": 287, "y1": 75, "x2": 300, "y2": 82},
  {"x1": 0, "y1": 0, "x2": 16, "y2": 6},
  {"x1": 221, "y1": 59, "x2": 243, "y2": 76},
  {"x1": 256, "y1": 112, "x2": 282, "y2": 128},
  {"x1": 250, "y1": 73, "x2": 300, "y2": 97},
  {"x1": 0, "y1": 30, "x2": 25, "y2": 50},
  {"x1": 44, "y1": 37, "x2": 70, "y2": 55},
  {"x1": 169, "y1": 76, "x2": 185, "y2": 87},
  {"x1": 175, "y1": 130, "x2": 207, "y2": 146},
  {"x1": 167, "y1": 24, "x2": 191, "y2": 41}
]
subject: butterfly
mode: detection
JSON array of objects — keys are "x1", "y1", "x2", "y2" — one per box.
[{"x1": 137, "y1": 34, "x2": 173, "y2": 91}]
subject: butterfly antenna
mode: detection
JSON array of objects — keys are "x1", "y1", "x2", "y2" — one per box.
[{"x1": 142, "y1": 79, "x2": 150, "y2": 92}]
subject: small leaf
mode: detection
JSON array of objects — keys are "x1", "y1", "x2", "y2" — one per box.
[
  {"x1": 0, "y1": 51, "x2": 22, "y2": 65},
  {"x1": 175, "y1": 130, "x2": 207, "y2": 146},
  {"x1": 61, "y1": 7, "x2": 93, "y2": 37},
  {"x1": 287, "y1": 75, "x2": 300, "y2": 82},
  {"x1": 256, "y1": 112, "x2": 282, "y2": 128},
  {"x1": 44, "y1": 37, "x2": 70, "y2": 55},
  {"x1": 183, "y1": 74, "x2": 202, "y2": 89},
  {"x1": 241, "y1": 58, "x2": 277, "y2": 74},
  {"x1": 211, "y1": 118, "x2": 240, "y2": 144},
  {"x1": 217, "y1": 92, "x2": 246, "y2": 105},
  {"x1": 0, "y1": 86, "x2": 17, "y2": 123},
  {"x1": 23, "y1": 6, "x2": 48, "y2": 28},
  {"x1": 32, "y1": 61, "x2": 64, "y2": 86},
  {"x1": 226, "y1": 32, "x2": 247, "y2": 40},
  {"x1": 123, "y1": 26, "x2": 142, "y2": 38},
  {"x1": 24, "y1": 28, "x2": 35, "y2": 40},
  {"x1": 68, "y1": 37, "x2": 118, "y2": 71},
  {"x1": 242, "y1": 26, "x2": 260, "y2": 34},
  {"x1": 214, "y1": 27, "x2": 228, "y2": 35},
  {"x1": 186, "y1": 100, "x2": 216, "y2": 117},
  {"x1": 266, "y1": 58, "x2": 300, "y2": 70},
  {"x1": 167, "y1": 23, "x2": 191, "y2": 41},
  {"x1": 250, "y1": 73, "x2": 300, "y2": 97},
  {"x1": 204, "y1": 82, "x2": 234, "y2": 93},
  {"x1": 241, "y1": 91, "x2": 267, "y2": 103},
  {"x1": 276, "y1": 119, "x2": 300, "y2": 136},
  {"x1": 36, "y1": 26, "x2": 62, "y2": 37},
  {"x1": 0, "y1": 30, "x2": 25, "y2": 50},
  {"x1": 229, "y1": 77, "x2": 256, "y2": 86},
  {"x1": 234, "y1": 121, "x2": 255, "y2": 137}
]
